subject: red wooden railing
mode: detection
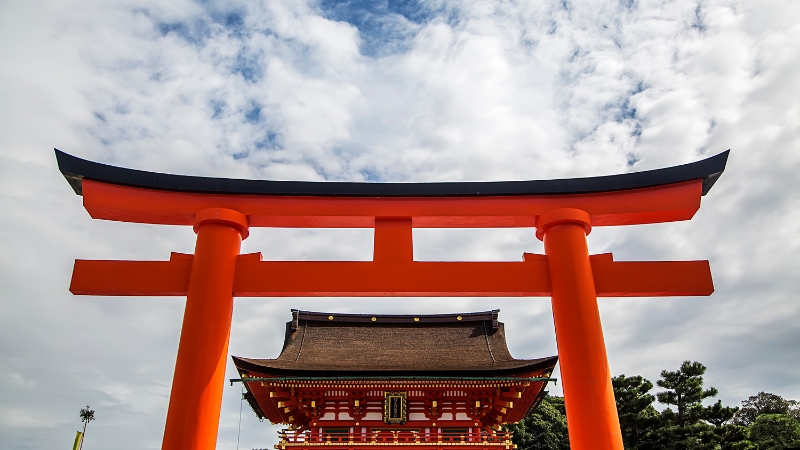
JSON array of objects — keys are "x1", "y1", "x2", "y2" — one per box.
[{"x1": 278, "y1": 429, "x2": 514, "y2": 445}]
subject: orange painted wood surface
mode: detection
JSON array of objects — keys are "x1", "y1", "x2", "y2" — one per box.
[
  {"x1": 592, "y1": 260, "x2": 713, "y2": 296},
  {"x1": 80, "y1": 178, "x2": 703, "y2": 228},
  {"x1": 69, "y1": 257, "x2": 713, "y2": 297},
  {"x1": 543, "y1": 219, "x2": 624, "y2": 450},
  {"x1": 161, "y1": 218, "x2": 244, "y2": 450},
  {"x1": 70, "y1": 259, "x2": 192, "y2": 296}
]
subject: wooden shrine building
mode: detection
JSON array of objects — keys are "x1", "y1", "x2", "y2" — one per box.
[{"x1": 233, "y1": 309, "x2": 558, "y2": 450}]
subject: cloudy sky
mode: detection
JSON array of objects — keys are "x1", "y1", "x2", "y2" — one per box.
[{"x1": 1, "y1": 0, "x2": 799, "y2": 448}]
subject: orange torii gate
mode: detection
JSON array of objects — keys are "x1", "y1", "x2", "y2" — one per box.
[{"x1": 56, "y1": 149, "x2": 728, "y2": 450}]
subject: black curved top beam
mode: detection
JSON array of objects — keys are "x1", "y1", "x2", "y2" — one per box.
[{"x1": 55, "y1": 148, "x2": 728, "y2": 197}]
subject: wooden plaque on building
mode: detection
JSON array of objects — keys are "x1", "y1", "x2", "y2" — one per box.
[{"x1": 384, "y1": 392, "x2": 407, "y2": 424}]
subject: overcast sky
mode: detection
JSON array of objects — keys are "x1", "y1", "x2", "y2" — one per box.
[{"x1": 1, "y1": 0, "x2": 799, "y2": 448}]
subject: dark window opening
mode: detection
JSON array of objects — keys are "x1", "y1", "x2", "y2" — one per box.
[{"x1": 323, "y1": 428, "x2": 349, "y2": 442}]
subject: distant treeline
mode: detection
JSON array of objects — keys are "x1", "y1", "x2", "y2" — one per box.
[{"x1": 506, "y1": 361, "x2": 800, "y2": 450}]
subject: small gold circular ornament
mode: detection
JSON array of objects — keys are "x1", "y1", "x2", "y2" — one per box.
[
  {"x1": 371, "y1": 317, "x2": 377, "y2": 321},
  {"x1": 328, "y1": 315, "x2": 333, "y2": 320},
  {"x1": 456, "y1": 315, "x2": 462, "y2": 320}
]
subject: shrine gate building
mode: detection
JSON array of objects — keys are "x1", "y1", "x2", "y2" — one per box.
[{"x1": 233, "y1": 309, "x2": 558, "y2": 450}]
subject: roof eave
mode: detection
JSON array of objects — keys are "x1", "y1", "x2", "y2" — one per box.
[
  {"x1": 55, "y1": 149, "x2": 729, "y2": 197},
  {"x1": 232, "y1": 355, "x2": 558, "y2": 379}
]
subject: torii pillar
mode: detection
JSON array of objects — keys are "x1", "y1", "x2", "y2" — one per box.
[
  {"x1": 539, "y1": 208, "x2": 620, "y2": 447},
  {"x1": 55, "y1": 149, "x2": 728, "y2": 450}
]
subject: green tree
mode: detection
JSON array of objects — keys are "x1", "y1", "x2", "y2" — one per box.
[
  {"x1": 748, "y1": 414, "x2": 800, "y2": 450},
  {"x1": 506, "y1": 395, "x2": 569, "y2": 450},
  {"x1": 701, "y1": 401, "x2": 753, "y2": 450},
  {"x1": 711, "y1": 423, "x2": 755, "y2": 450},
  {"x1": 613, "y1": 374, "x2": 660, "y2": 449},
  {"x1": 656, "y1": 361, "x2": 719, "y2": 428},
  {"x1": 646, "y1": 361, "x2": 754, "y2": 450},
  {"x1": 734, "y1": 392, "x2": 800, "y2": 426},
  {"x1": 705, "y1": 400, "x2": 740, "y2": 427}
]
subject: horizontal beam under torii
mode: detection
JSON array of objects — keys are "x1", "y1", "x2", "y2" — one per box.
[{"x1": 70, "y1": 253, "x2": 713, "y2": 297}]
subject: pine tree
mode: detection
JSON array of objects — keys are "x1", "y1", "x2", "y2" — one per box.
[
  {"x1": 506, "y1": 395, "x2": 569, "y2": 450},
  {"x1": 656, "y1": 361, "x2": 718, "y2": 428},
  {"x1": 612, "y1": 374, "x2": 660, "y2": 449}
]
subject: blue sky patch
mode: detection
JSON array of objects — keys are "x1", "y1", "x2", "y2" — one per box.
[
  {"x1": 245, "y1": 101, "x2": 262, "y2": 123},
  {"x1": 155, "y1": 3, "x2": 246, "y2": 44},
  {"x1": 156, "y1": 19, "x2": 212, "y2": 45},
  {"x1": 317, "y1": 0, "x2": 438, "y2": 57},
  {"x1": 233, "y1": 50, "x2": 263, "y2": 83},
  {"x1": 255, "y1": 131, "x2": 282, "y2": 150},
  {"x1": 359, "y1": 168, "x2": 384, "y2": 182},
  {"x1": 209, "y1": 99, "x2": 226, "y2": 119}
]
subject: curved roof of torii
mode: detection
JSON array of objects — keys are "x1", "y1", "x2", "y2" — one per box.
[
  {"x1": 55, "y1": 148, "x2": 728, "y2": 197},
  {"x1": 232, "y1": 310, "x2": 558, "y2": 377}
]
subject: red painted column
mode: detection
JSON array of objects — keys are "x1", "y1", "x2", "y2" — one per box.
[
  {"x1": 162, "y1": 208, "x2": 249, "y2": 450},
  {"x1": 537, "y1": 208, "x2": 623, "y2": 450}
]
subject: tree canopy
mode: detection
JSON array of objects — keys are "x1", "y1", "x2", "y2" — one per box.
[
  {"x1": 505, "y1": 395, "x2": 569, "y2": 450},
  {"x1": 79, "y1": 405, "x2": 95, "y2": 424},
  {"x1": 735, "y1": 393, "x2": 800, "y2": 426},
  {"x1": 507, "y1": 361, "x2": 800, "y2": 450}
]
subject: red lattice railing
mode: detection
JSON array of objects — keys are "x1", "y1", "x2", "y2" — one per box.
[{"x1": 278, "y1": 429, "x2": 514, "y2": 446}]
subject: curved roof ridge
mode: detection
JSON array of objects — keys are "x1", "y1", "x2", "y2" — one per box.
[
  {"x1": 55, "y1": 148, "x2": 729, "y2": 197},
  {"x1": 290, "y1": 309, "x2": 500, "y2": 330}
]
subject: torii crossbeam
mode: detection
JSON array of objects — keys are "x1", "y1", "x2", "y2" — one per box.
[{"x1": 56, "y1": 149, "x2": 728, "y2": 450}]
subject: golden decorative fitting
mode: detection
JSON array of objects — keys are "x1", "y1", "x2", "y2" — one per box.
[
  {"x1": 371, "y1": 317, "x2": 377, "y2": 321},
  {"x1": 328, "y1": 315, "x2": 333, "y2": 320},
  {"x1": 414, "y1": 317, "x2": 419, "y2": 321},
  {"x1": 456, "y1": 316, "x2": 462, "y2": 320}
]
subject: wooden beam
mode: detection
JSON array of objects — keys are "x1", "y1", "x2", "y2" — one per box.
[
  {"x1": 70, "y1": 256, "x2": 713, "y2": 297},
  {"x1": 81, "y1": 178, "x2": 703, "y2": 228}
]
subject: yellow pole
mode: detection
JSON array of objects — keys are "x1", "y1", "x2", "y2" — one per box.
[{"x1": 72, "y1": 431, "x2": 83, "y2": 450}]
